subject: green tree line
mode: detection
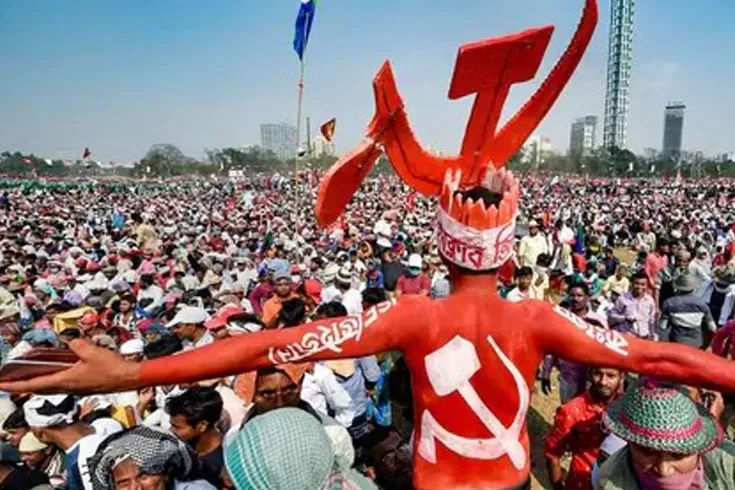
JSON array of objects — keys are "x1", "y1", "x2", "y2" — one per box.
[
  {"x1": 3, "y1": 145, "x2": 732, "y2": 179},
  {"x1": 0, "y1": 145, "x2": 339, "y2": 179}
]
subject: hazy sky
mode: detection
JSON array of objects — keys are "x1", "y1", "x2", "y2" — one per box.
[{"x1": 1, "y1": 1, "x2": 733, "y2": 163}]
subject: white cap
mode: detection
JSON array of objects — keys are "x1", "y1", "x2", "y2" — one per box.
[
  {"x1": 119, "y1": 338, "x2": 145, "y2": 355},
  {"x1": 408, "y1": 253, "x2": 423, "y2": 269},
  {"x1": 19, "y1": 432, "x2": 48, "y2": 452},
  {"x1": 165, "y1": 306, "x2": 210, "y2": 328}
]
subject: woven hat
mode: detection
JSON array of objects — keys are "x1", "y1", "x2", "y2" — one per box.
[{"x1": 603, "y1": 381, "x2": 724, "y2": 455}]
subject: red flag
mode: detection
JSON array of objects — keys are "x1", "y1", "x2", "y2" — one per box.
[
  {"x1": 82, "y1": 147, "x2": 91, "y2": 159},
  {"x1": 320, "y1": 118, "x2": 336, "y2": 142}
]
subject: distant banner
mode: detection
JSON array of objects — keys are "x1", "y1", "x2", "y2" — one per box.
[{"x1": 321, "y1": 117, "x2": 336, "y2": 142}]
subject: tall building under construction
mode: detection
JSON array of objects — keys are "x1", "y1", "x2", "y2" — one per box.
[{"x1": 603, "y1": 0, "x2": 635, "y2": 150}]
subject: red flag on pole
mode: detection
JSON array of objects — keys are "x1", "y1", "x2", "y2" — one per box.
[
  {"x1": 82, "y1": 147, "x2": 91, "y2": 159},
  {"x1": 320, "y1": 118, "x2": 336, "y2": 142}
]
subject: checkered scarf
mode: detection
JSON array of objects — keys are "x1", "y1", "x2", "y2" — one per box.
[{"x1": 88, "y1": 426, "x2": 195, "y2": 490}]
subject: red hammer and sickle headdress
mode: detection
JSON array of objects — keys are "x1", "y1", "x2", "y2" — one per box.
[{"x1": 316, "y1": 0, "x2": 598, "y2": 269}]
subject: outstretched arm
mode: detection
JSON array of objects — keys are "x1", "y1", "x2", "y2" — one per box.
[
  {"x1": 532, "y1": 302, "x2": 735, "y2": 393},
  {"x1": 0, "y1": 296, "x2": 429, "y2": 394}
]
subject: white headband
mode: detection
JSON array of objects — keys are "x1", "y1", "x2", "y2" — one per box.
[{"x1": 435, "y1": 206, "x2": 516, "y2": 271}]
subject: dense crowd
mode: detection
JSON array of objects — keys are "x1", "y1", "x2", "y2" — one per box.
[{"x1": 0, "y1": 173, "x2": 734, "y2": 490}]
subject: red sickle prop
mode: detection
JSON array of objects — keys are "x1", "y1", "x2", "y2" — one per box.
[{"x1": 316, "y1": 0, "x2": 598, "y2": 228}]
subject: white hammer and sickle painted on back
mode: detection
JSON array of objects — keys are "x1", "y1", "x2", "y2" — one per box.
[{"x1": 418, "y1": 335, "x2": 530, "y2": 469}]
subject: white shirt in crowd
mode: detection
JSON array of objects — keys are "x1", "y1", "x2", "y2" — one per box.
[
  {"x1": 518, "y1": 232, "x2": 548, "y2": 268},
  {"x1": 341, "y1": 288, "x2": 363, "y2": 316},
  {"x1": 321, "y1": 283, "x2": 342, "y2": 304},
  {"x1": 301, "y1": 363, "x2": 356, "y2": 428},
  {"x1": 66, "y1": 432, "x2": 106, "y2": 490},
  {"x1": 138, "y1": 284, "x2": 164, "y2": 313}
]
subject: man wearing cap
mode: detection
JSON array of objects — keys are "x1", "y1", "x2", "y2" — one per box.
[
  {"x1": 119, "y1": 338, "x2": 144, "y2": 362},
  {"x1": 598, "y1": 381, "x2": 735, "y2": 490},
  {"x1": 24, "y1": 394, "x2": 105, "y2": 490},
  {"x1": 396, "y1": 254, "x2": 431, "y2": 297},
  {"x1": 334, "y1": 265, "x2": 362, "y2": 315},
  {"x1": 19, "y1": 432, "x2": 64, "y2": 487},
  {"x1": 519, "y1": 219, "x2": 549, "y2": 269},
  {"x1": 261, "y1": 270, "x2": 297, "y2": 328},
  {"x1": 205, "y1": 304, "x2": 262, "y2": 340},
  {"x1": 320, "y1": 263, "x2": 342, "y2": 304},
  {"x1": 166, "y1": 306, "x2": 213, "y2": 350},
  {"x1": 659, "y1": 273, "x2": 717, "y2": 349}
]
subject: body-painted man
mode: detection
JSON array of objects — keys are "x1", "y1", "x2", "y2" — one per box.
[{"x1": 5, "y1": 2, "x2": 735, "y2": 489}]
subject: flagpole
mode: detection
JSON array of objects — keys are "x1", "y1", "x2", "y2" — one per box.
[{"x1": 295, "y1": 57, "x2": 305, "y2": 177}]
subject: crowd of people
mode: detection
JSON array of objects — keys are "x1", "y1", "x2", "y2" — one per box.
[{"x1": 0, "y1": 172, "x2": 733, "y2": 489}]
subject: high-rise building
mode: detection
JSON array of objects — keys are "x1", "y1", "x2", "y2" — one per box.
[
  {"x1": 260, "y1": 123, "x2": 297, "y2": 161},
  {"x1": 522, "y1": 135, "x2": 552, "y2": 168},
  {"x1": 569, "y1": 116, "x2": 598, "y2": 156},
  {"x1": 662, "y1": 103, "x2": 685, "y2": 160},
  {"x1": 603, "y1": 0, "x2": 635, "y2": 150}
]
